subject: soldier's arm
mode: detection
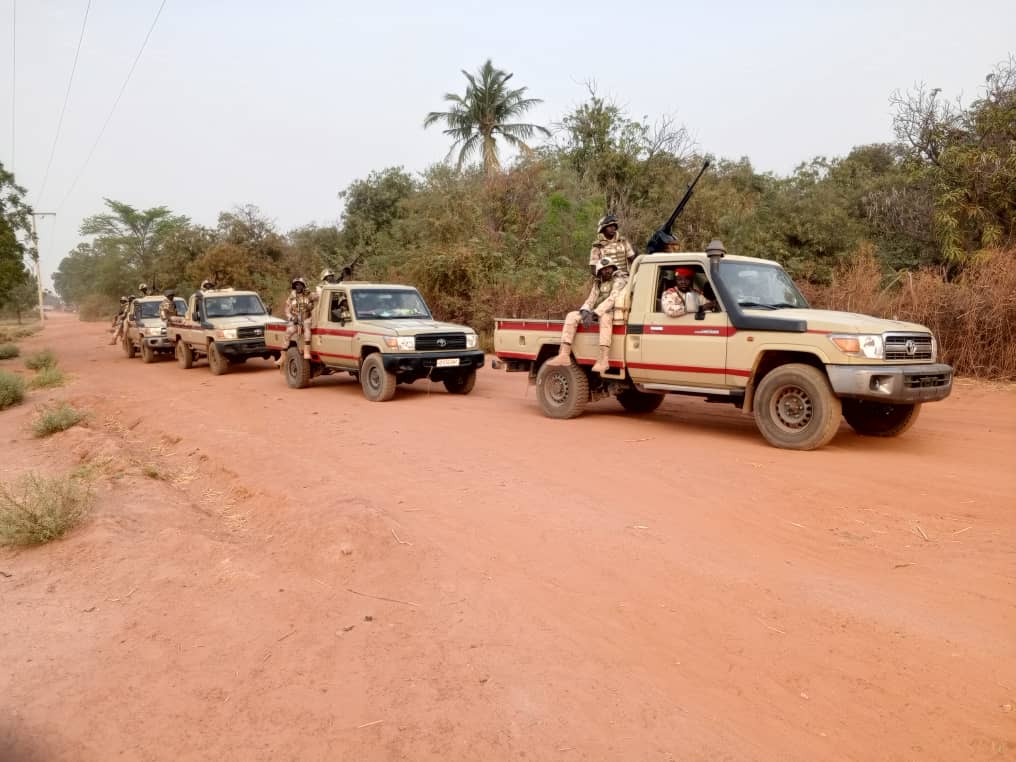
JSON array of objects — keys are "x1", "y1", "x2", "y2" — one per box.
[
  {"x1": 579, "y1": 284, "x2": 599, "y2": 312},
  {"x1": 661, "y1": 290, "x2": 687, "y2": 318},
  {"x1": 595, "y1": 274, "x2": 628, "y2": 316}
]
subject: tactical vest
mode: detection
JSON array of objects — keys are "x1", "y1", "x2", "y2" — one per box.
[
  {"x1": 591, "y1": 236, "x2": 632, "y2": 273},
  {"x1": 290, "y1": 293, "x2": 314, "y2": 320}
]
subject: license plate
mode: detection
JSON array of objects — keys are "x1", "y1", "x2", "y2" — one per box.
[{"x1": 436, "y1": 358, "x2": 460, "y2": 367}]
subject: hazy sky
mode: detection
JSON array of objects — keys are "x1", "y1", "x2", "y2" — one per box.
[{"x1": 3, "y1": 0, "x2": 1014, "y2": 288}]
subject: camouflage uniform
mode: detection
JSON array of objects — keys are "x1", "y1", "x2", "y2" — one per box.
[
  {"x1": 284, "y1": 289, "x2": 318, "y2": 357},
  {"x1": 111, "y1": 301, "x2": 130, "y2": 345},
  {"x1": 560, "y1": 270, "x2": 630, "y2": 347},
  {"x1": 159, "y1": 297, "x2": 178, "y2": 322},
  {"x1": 661, "y1": 287, "x2": 705, "y2": 318},
  {"x1": 588, "y1": 234, "x2": 635, "y2": 275}
]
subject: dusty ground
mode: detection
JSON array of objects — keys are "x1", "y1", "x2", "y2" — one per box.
[{"x1": 0, "y1": 313, "x2": 1014, "y2": 762}]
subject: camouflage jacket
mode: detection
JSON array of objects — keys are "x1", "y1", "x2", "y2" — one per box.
[
  {"x1": 661, "y1": 287, "x2": 704, "y2": 318},
  {"x1": 159, "y1": 298, "x2": 178, "y2": 320},
  {"x1": 589, "y1": 234, "x2": 636, "y2": 272},
  {"x1": 582, "y1": 271, "x2": 630, "y2": 316},
  {"x1": 285, "y1": 291, "x2": 317, "y2": 322}
]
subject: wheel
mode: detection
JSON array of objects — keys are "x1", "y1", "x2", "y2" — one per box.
[
  {"x1": 753, "y1": 364, "x2": 842, "y2": 450},
  {"x1": 122, "y1": 334, "x2": 136, "y2": 359},
  {"x1": 617, "y1": 388, "x2": 665, "y2": 414},
  {"x1": 207, "y1": 343, "x2": 229, "y2": 375},
  {"x1": 535, "y1": 359, "x2": 589, "y2": 419},
  {"x1": 284, "y1": 346, "x2": 311, "y2": 389},
  {"x1": 360, "y1": 353, "x2": 396, "y2": 401},
  {"x1": 443, "y1": 369, "x2": 476, "y2": 395},
  {"x1": 175, "y1": 340, "x2": 193, "y2": 369},
  {"x1": 141, "y1": 342, "x2": 155, "y2": 364},
  {"x1": 842, "y1": 400, "x2": 921, "y2": 437}
]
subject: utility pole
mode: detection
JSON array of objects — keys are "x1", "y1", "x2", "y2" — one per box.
[{"x1": 30, "y1": 212, "x2": 56, "y2": 323}]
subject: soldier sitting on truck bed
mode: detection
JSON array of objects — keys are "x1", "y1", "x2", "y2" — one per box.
[
  {"x1": 275, "y1": 277, "x2": 318, "y2": 365},
  {"x1": 661, "y1": 267, "x2": 717, "y2": 318},
  {"x1": 589, "y1": 215, "x2": 635, "y2": 276},
  {"x1": 547, "y1": 255, "x2": 628, "y2": 373}
]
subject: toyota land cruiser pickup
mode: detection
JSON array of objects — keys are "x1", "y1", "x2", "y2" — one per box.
[
  {"x1": 122, "y1": 295, "x2": 188, "y2": 363},
  {"x1": 493, "y1": 241, "x2": 953, "y2": 450},
  {"x1": 166, "y1": 288, "x2": 285, "y2": 375},
  {"x1": 265, "y1": 282, "x2": 484, "y2": 401}
]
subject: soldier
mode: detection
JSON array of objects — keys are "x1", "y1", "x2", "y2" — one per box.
[
  {"x1": 547, "y1": 256, "x2": 629, "y2": 373},
  {"x1": 159, "y1": 289, "x2": 179, "y2": 322},
  {"x1": 275, "y1": 277, "x2": 318, "y2": 365},
  {"x1": 200, "y1": 279, "x2": 215, "y2": 291},
  {"x1": 138, "y1": 282, "x2": 150, "y2": 297},
  {"x1": 111, "y1": 296, "x2": 133, "y2": 345},
  {"x1": 661, "y1": 267, "x2": 716, "y2": 317},
  {"x1": 589, "y1": 215, "x2": 636, "y2": 276},
  {"x1": 316, "y1": 268, "x2": 338, "y2": 296}
]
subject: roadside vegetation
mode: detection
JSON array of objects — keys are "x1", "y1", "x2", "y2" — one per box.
[
  {"x1": 0, "y1": 344, "x2": 18, "y2": 359},
  {"x1": 31, "y1": 402, "x2": 87, "y2": 438},
  {"x1": 24, "y1": 349, "x2": 57, "y2": 371},
  {"x1": 0, "y1": 370, "x2": 25, "y2": 410},
  {"x1": 27, "y1": 365, "x2": 66, "y2": 390},
  {"x1": 0, "y1": 471, "x2": 91, "y2": 547}
]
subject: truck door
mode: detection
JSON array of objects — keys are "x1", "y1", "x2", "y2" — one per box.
[
  {"x1": 314, "y1": 290, "x2": 357, "y2": 368},
  {"x1": 628, "y1": 263, "x2": 731, "y2": 389}
]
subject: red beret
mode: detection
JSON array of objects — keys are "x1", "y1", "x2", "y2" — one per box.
[{"x1": 675, "y1": 267, "x2": 694, "y2": 277}]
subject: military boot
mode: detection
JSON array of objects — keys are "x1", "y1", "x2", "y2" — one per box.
[
  {"x1": 591, "y1": 346, "x2": 611, "y2": 373},
  {"x1": 545, "y1": 342, "x2": 572, "y2": 366}
]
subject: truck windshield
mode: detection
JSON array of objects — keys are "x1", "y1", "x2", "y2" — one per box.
[
  {"x1": 204, "y1": 294, "x2": 266, "y2": 318},
  {"x1": 721, "y1": 262, "x2": 810, "y2": 309},
  {"x1": 352, "y1": 289, "x2": 431, "y2": 319},
  {"x1": 138, "y1": 301, "x2": 162, "y2": 319}
]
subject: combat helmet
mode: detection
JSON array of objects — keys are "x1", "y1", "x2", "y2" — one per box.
[
  {"x1": 164, "y1": 289, "x2": 176, "y2": 298},
  {"x1": 319, "y1": 268, "x2": 336, "y2": 283},
  {"x1": 200, "y1": 279, "x2": 215, "y2": 290},
  {"x1": 595, "y1": 256, "x2": 619, "y2": 275},
  {"x1": 291, "y1": 277, "x2": 308, "y2": 289},
  {"x1": 597, "y1": 214, "x2": 619, "y2": 234},
  {"x1": 119, "y1": 295, "x2": 128, "y2": 303},
  {"x1": 138, "y1": 282, "x2": 149, "y2": 293}
]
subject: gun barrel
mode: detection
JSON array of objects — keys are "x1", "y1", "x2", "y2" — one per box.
[{"x1": 662, "y1": 159, "x2": 711, "y2": 235}]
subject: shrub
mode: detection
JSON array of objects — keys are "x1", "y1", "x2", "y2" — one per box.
[
  {"x1": 0, "y1": 371, "x2": 25, "y2": 410},
  {"x1": 24, "y1": 349, "x2": 57, "y2": 371},
  {"x1": 78, "y1": 295, "x2": 118, "y2": 322},
  {"x1": 28, "y1": 366, "x2": 66, "y2": 390},
  {"x1": 0, "y1": 472, "x2": 91, "y2": 546},
  {"x1": 0, "y1": 344, "x2": 19, "y2": 359},
  {"x1": 31, "y1": 403, "x2": 87, "y2": 438}
]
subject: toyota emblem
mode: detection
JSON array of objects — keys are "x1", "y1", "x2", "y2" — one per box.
[
  {"x1": 436, "y1": 338, "x2": 447, "y2": 348},
  {"x1": 905, "y1": 339, "x2": 916, "y2": 356}
]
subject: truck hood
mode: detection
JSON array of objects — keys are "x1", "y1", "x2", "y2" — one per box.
[
  {"x1": 357, "y1": 319, "x2": 474, "y2": 336},
  {"x1": 753, "y1": 308, "x2": 931, "y2": 334},
  {"x1": 138, "y1": 318, "x2": 164, "y2": 328},
  {"x1": 207, "y1": 315, "x2": 286, "y2": 329}
]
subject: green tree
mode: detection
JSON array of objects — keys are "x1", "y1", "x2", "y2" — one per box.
[
  {"x1": 424, "y1": 60, "x2": 550, "y2": 175},
  {"x1": 0, "y1": 162, "x2": 33, "y2": 310}
]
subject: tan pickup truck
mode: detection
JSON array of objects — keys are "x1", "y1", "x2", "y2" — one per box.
[
  {"x1": 166, "y1": 288, "x2": 286, "y2": 375},
  {"x1": 493, "y1": 241, "x2": 953, "y2": 450},
  {"x1": 264, "y1": 282, "x2": 484, "y2": 401},
  {"x1": 122, "y1": 295, "x2": 188, "y2": 363}
]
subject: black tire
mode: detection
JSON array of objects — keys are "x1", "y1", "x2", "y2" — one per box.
[
  {"x1": 122, "y1": 334, "x2": 136, "y2": 359},
  {"x1": 360, "y1": 353, "x2": 396, "y2": 401},
  {"x1": 443, "y1": 369, "x2": 477, "y2": 395},
  {"x1": 842, "y1": 400, "x2": 921, "y2": 437},
  {"x1": 175, "y1": 340, "x2": 193, "y2": 369},
  {"x1": 617, "y1": 388, "x2": 665, "y2": 414},
  {"x1": 535, "y1": 359, "x2": 589, "y2": 419},
  {"x1": 284, "y1": 346, "x2": 311, "y2": 389},
  {"x1": 753, "y1": 363, "x2": 842, "y2": 450},
  {"x1": 141, "y1": 342, "x2": 155, "y2": 364},
  {"x1": 207, "y1": 343, "x2": 229, "y2": 376}
]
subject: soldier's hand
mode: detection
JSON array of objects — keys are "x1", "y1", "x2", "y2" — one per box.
[{"x1": 580, "y1": 309, "x2": 594, "y2": 327}]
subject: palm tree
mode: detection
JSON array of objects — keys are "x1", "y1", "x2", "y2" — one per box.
[{"x1": 424, "y1": 60, "x2": 550, "y2": 175}]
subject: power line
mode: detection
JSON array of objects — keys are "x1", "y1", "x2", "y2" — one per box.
[
  {"x1": 35, "y1": 0, "x2": 92, "y2": 207},
  {"x1": 56, "y1": 0, "x2": 168, "y2": 213}
]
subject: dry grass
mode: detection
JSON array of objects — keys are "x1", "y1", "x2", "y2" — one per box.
[
  {"x1": 809, "y1": 248, "x2": 1016, "y2": 380},
  {"x1": 27, "y1": 365, "x2": 66, "y2": 390},
  {"x1": 0, "y1": 344, "x2": 19, "y2": 360},
  {"x1": 0, "y1": 370, "x2": 25, "y2": 410},
  {"x1": 24, "y1": 349, "x2": 57, "y2": 371},
  {"x1": 0, "y1": 472, "x2": 91, "y2": 547},
  {"x1": 31, "y1": 403, "x2": 88, "y2": 438}
]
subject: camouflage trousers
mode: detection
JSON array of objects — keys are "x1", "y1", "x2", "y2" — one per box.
[
  {"x1": 286, "y1": 320, "x2": 312, "y2": 349},
  {"x1": 561, "y1": 310, "x2": 614, "y2": 347},
  {"x1": 112, "y1": 318, "x2": 126, "y2": 344}
]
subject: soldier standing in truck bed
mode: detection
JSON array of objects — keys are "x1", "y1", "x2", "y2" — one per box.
[{"x1": 588, "y1": 215, "x2": 636, "y2": 276}]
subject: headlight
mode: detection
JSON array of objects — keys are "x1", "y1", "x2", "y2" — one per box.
[
  {"x1": 384, "y1": 336, "x2": 415, "y2": 351},
  {"x1": 216, "y1": 328, "x2": 238, "y2": 340},
  {"x1": 931, "y1": 335, "x2": 938, "y2": 362},
  {"x1": 466, "y1": 333, "x2": 478, "y2": 349},
  {"x1": 829, "y1": 334, "x2": 883, "y2": 359}
]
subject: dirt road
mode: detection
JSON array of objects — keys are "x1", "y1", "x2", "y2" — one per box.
[{"x1": 1, "y1": 313, "x2": 1014, "y2": 761}]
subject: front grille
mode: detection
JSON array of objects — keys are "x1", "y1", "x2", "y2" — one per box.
[
  {"x1": 904, "y1": 372, "x2": 949, "y2": 389},
  {"x1": 885, "y1": 333, "x2": 933, "y2": 361},
  {"x1": 415, "y1": 333, "x2": 466, "y2": 351},
  {"x1": 238, "y1": 326, "x2": 265, "y2": 339}
]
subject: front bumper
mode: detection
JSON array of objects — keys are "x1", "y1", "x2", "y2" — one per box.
[
  {"x1": 826, "y1": 363, "x2": 953, "y2": 403},
  {"x1": 142, "y1": 335, "x2": 174, "y2": 349},
  {"x1": 214, "y1": 339, "x2": 274, "y2": 359},
  {"x1": 380, "y1": 350, "x2": 486, "y2": 374}
]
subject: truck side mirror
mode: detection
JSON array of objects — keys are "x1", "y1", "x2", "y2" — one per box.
[{"x1": 695, "y1": 306, "x2": 706, "y2": 321}]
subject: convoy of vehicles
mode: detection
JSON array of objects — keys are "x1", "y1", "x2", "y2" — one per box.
[{"x1": 122, "y1": 295, "x2": 188, "y2": 363}]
